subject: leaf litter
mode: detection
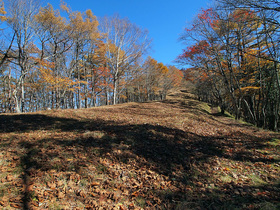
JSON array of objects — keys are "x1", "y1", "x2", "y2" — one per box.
[{"x1": 0, "y1": 90, "x2": 279, "y2": 209}]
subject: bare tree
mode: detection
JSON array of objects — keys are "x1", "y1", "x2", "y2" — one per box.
[
  {"x1": 99, "y1": 14, "x2": 151, "y2": 105},
  {"x1": 5, "y1": 0, "x2": 40, "y2": 112}
]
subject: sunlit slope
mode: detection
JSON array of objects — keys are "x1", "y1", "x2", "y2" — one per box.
[{"x1": 0, "y1": 90, "x2": 279, "y2": 209}]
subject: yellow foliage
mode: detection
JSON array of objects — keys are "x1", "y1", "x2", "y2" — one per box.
[
  {"x1": 35, "y1": 4, "x2": 67, "y2": 31},
  {"x1": 36, "y1": 61, "x2": 81, "y2": 93},
  {"x1": 60, "y1": 1, "x2": 70, "y2": 13},
  {"x1": 0, "y1": 1, "x2": 6, "y2": 22},
  {"x1": 107, "y1": 42, "x2": 126, "y2": 60},
  {"x1": 69, "y1": 8, "x2": 99, "y2": 41},
  {"x1": 157, "y1": 62, "x2": 169, "y2": 74},
  {"x1": 120, "y1": 94, "x2": 127, "y2": 100},
  {"x1": 240, "y1": 86, "x2": 260, "y2": 93},
  {"x1": 245, "y1": 50, "x2": 273, "y2": 69},
  {"x1": 85, "y1": 9, "x2": 95, "y2": 20}
]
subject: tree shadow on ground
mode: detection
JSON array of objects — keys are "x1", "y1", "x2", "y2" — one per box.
[
  {"x1": 0, "y1": 113, "x2": 278, "y2": 209},
  {"x1": 156, "y1": 181, "x2": 280, "y2": 209},
  {"x1": 0, "y1": 114, "x2": 86, "y2": 133},
  {"x1": 0, "y1": 96, "x2": 279, "y2": 209}
]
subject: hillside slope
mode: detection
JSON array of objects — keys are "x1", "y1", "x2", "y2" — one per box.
[{"x1": 0, "y1": 90, "x2": 279, "y2": 209}]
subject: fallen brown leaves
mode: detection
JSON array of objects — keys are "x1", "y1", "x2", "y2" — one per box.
[{"x1": 0, "y1": 90, "x2": 279, "y2": 209}]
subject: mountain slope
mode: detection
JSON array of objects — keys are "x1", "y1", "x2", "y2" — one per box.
[{"x1": 0, "y1": 90, "x2": 279, "y2": 209}]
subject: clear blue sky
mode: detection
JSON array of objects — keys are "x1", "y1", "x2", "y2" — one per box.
[{"x1": 46, "y1": 0, "x2": 211, "y2": 66}]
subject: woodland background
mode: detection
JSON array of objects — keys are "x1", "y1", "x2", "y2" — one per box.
[
  {"x1": 0, "y1": 0, "x2": 183, "y2": 114},
  {"x1": 177, "y1": 0, "x2": 280, "y2": 131},
  {"x1": 1, "y1": 0, "x2": 280, "y2": 131}
]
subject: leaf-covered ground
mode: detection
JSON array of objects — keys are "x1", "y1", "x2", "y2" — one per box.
[{"x1": 0, "y1": 90, "x2": 279, "y2": 209}]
